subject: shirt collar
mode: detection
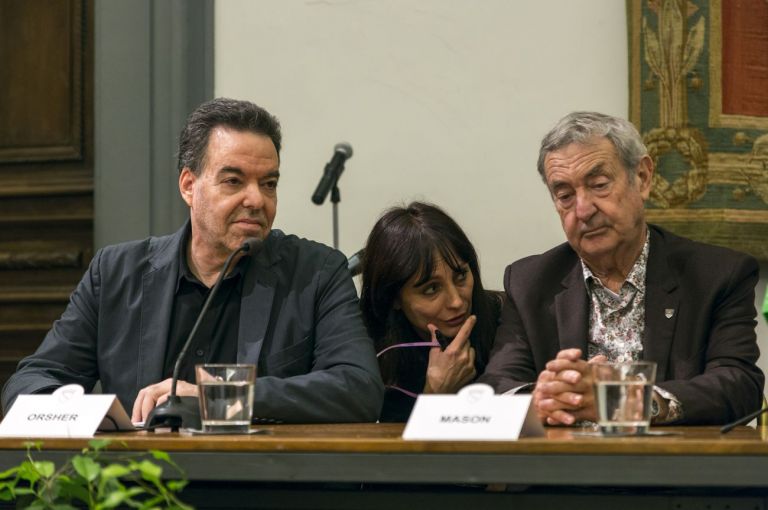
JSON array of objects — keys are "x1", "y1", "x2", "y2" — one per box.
[
  {"x1": 581, "y1": 228, "x2": 650, "y2": 293},
  {"x1": 176, "y1": 225, "x2": 251, "y2": 291}
]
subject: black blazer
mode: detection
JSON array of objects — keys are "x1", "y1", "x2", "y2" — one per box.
[
  {"x1": 478, "y1": 225, "x2": 764, "y2": 425},
  {"x1": 2, "y1": 223, "x2": 384, "y2": 422}
]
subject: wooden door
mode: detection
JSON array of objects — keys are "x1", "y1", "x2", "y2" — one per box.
[{"x1": 0, "y1": 0, "x2": 93, "y2": 400}]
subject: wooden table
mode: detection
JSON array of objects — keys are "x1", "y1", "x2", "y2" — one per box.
[{"x1": 1, "y1": 424, "x2": 767, "y2": 509}]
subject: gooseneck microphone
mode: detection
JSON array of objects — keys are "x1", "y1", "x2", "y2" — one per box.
[
  {"x1": 720, "y1": 405, "x2": 767, "y2": 433},
  {"x1": 311, "y1": 142, "x2": 353, "y2": 205},
  {"x1": 145, "y1": 237, "x2": 263, "y2": 431}
]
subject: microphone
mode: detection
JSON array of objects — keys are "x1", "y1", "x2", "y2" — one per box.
[
  {"x1": 311, "y1": 142, "x2": 353, "y2": 205},
  {"x1": 720, "y1": 405, "x2": 767, "y2": 433},
  {"x1": 347, "y1": 249, "x2": 364, "y2": 277},
  {"x1": 145, "y1": 237, "x2": 263, "y2": 431}
]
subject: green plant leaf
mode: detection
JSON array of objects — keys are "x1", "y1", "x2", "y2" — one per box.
[
  {"x1": 57, "y1": 476, "x2": 90, "y2": 504},
  {"x1": 149, "y1": 449, "x2": 185, "y2": 474},
  {"x1": 32, "y1": 460, "x2": 55, "y2": 478},
  {"x1": 106, "y1": 486, "x2": 146, "y2": 509},
  {"x1": 0, "y1": 466, "x2": 19, "y2": 479},
  {"x1": 138, "y1": 494, "x2": 165, "y2": 508},
  {"x1": 166, "y1": 480, "x2": 187, "y2": 492},
  {"x1": 72, "y1": 455, "x2": 101, "y2": 482},
  {"x1": 0, "y1": 484, "x2": 15, "y2": 501},
  {"x1": 149, "y1": 450, "x2": 171, "y2": 463},
  {"x1": 122, "y1": 486, "x2": 145, "y2": 498},
  {"x1": 0, "y1": 480, "x2": 17, "y2": 490},
  {"x1": 51, "y1": 504, "x2": 80, "y2": 510},
  {"x1": 137, "y1": 460, "x2": 162, "y2": 482},
  {"x1": 18, "y1": 461, "x2": 41, "y2": 483},
  {"x1": 101, "y1": 463, "x2": 131, "y2": 479},
  {"x1": 5, "y1": 441, "x2": 189, "y2": 509},
  {"x1": 48, "y1": 476, "x2": 67, "y2": 501},
  {"x1": 99, "y1": 489, "x2": 128, "y2": 508},
  {"x1": 87, "y1": 439, "x2": 112, "y2": 452}
]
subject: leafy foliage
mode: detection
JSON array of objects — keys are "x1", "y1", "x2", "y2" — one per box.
[{"x1": 0, "y1": 439, "x2": 192, "y2": 509}]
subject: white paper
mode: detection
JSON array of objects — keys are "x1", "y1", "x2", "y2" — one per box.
[
  {"x1": 402, "y1": 383, "x2": 544, "y2": 441},
  {"x1": 0, "y1": 385, "x2": 135, "y2": 438}
]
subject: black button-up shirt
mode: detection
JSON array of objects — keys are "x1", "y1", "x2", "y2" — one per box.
[{"x1": 163, "y1": 229, "x2": 249, "y2": 383}]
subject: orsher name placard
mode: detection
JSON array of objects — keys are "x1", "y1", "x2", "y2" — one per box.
[
  {"x1": 402, "y1": 383, "x2": 544, "y2": 440},
  {"x1": 0, "y1": 384, "x2": 134, "y2": 438}
]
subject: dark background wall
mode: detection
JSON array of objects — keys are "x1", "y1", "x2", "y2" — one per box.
[{"x1": 0, "y1": 0, "x2": 213, "y2": 397}]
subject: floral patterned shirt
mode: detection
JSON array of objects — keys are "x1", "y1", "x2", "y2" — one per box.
[
  {"x1": 583, "y1": 235, "x2": 648, "y2": 363},
  {"x1": 582, "y1": 230, "x2": 683, "y2": 423}
]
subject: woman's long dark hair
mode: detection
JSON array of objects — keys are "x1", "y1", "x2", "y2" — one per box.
[{"x1": 360, "y1": 202, "x2": 497, "y2": 387}]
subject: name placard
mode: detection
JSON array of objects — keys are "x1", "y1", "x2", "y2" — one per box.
[
  {"x1": 0, "y1": 385, "x2": 134, "y2": 438},
  {"x1": 402, "y1": 383, "x2": 544, "y2": 440}
]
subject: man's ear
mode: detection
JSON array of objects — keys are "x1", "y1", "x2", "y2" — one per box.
[
  {"x1": 635, "y1": 155, "x2": 654, "y2": 200},
  {"x1": 179, "y1": 167, "x2": 196, "y2": 207}
]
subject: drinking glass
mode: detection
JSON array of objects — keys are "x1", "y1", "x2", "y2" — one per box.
[
  {"x1": 592, "y1": 361, "x2": 657, "y2": 435},
  {"x1": 196, "y1": 364, "x2": 256, "y2": 433}
]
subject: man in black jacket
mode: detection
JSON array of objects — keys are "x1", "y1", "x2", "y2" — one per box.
[{"x1": 2, "y1": 98, "x2": 383, "y2": 423}]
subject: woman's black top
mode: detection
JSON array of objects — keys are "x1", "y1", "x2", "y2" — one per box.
[{"x1": 378, "y1": 290, "x2": 503, "y2": 422}]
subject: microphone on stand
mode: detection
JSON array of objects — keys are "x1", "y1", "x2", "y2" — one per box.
[
  {"x1": 311, "y1": 142, "x2": 353, "y2": 205},
  {"x1": 145, "y1": 237, "x2": 263, "y2": 432}
]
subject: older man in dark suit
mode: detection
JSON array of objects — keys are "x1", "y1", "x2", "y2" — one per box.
[
  {"x1": 479, "y1": 111, "x2": 763, "y2": 425},
  {"x1": 2, "y1": 98, "x2": 384, "y2": 424}
]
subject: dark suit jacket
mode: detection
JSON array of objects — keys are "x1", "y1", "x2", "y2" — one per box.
[
  {"x1": 2, "y1": 224, "x2": 384, "y2": 422},
  {"x1": 478, "y1": 225, "x2": 764, "y2": 425}
]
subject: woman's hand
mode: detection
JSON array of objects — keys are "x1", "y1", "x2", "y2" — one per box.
[{"x1": 423, "y1": 315, "x2": 477, "y2": 394}]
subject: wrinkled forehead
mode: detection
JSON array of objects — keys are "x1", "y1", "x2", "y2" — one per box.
[{"x1": 544, "y1": 138, "x2": 620, "y2": 176}]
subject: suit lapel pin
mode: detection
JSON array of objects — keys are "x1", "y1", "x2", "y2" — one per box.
[{"x1": 664, "y1": 308, "x2": 675, "y2": 319}]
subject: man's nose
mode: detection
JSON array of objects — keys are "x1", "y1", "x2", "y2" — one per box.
[
  {"x1": 243, "y1": 183, "x2": 264, "y2": 209},
  {"x1": 574, "y1": 190, "x2": 596, "y2": 221}
]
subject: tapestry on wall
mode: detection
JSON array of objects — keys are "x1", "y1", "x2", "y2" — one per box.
[{"x1": 628, "y1": 0, "x2": 768, "y2": 260}]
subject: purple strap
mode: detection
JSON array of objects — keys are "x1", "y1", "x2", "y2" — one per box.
[
  {"x1": 376, "y1": 341, "x2": 439, "y2": 358},
  {"x1": 386, "y1": 385, "x2": 419, "y2": 399},
  {"x1": 377, "y1": 341, "x2": 440, "y2": 400}
]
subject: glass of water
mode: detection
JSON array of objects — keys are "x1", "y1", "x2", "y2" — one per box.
[
  {"x1": 196, "y1": 364, "x2": 256, "y2": 433},
  {"x1": 592, "y1": 361, "x2": 657, "y2": 436}
]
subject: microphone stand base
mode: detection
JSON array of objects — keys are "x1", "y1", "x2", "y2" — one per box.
[{"x1": 145, "y1": 396, "x2": 187, "y2": 432}]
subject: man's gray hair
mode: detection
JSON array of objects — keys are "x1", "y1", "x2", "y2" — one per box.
[{"x1": 536, "y1": 111, "x2": 648, "y2": 181}]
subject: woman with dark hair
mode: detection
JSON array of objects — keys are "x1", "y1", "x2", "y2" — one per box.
[{"x1": 360, "y1": 202, "x2": 500, "y2": 422}]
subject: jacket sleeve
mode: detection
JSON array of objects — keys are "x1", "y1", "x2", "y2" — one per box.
[
  {"x1": 249, "y1": 250, "x2": 384, "y2": 423},
  {"x1": 477, "y1": 266, "x2": 540, "y2": 393},
  {"x1": 1, "y1": 250, "x2": 103, "y2": 413}
]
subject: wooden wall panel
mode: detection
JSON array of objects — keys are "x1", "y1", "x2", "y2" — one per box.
[
  {"x1": 0, "y1": 0, "x2": 84, "y2": 161},
  {"x1": 0, "y1": 0, "x2": 93, "y2": 402}
]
